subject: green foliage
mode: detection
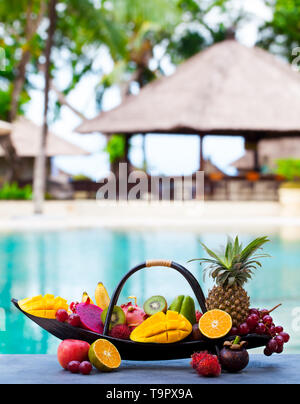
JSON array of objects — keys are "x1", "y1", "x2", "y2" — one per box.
[
  {"x1": 167, "y1": 0, "x2": 242, "y2": 64},
  {"x1": 258, "y1": 0, "x2": 300, "y2": 61},
  {"x1": 104, "y1": 135, "x2": 126, "y2": 163},
  {"x1": 96, "y1": 0, "x2": 237, "y2": 109},
  {"x1": 276, "y1": 159, "x2": 300, "y2": 181},
  {"x1": 0, "y1": 43, "x2": 31, "y2": 120},
  {"x1": 0, "y1": 0, "x2": 240, "y2": 123},
  {"x1": 0, "y1": 0, "x2": 124, "y2": 121},
  {"x1": 72, "y1": 174, "x2": 93, "y2": 182},
  {"x1": 0, "y1": 182, "x2": 32, "y2": 200}
]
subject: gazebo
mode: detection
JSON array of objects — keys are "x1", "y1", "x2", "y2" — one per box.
[
  {"x1": 77, "y1": 39, "x2": 300, "y2": 172},
  {"x1": 0, "y1": 117, "x2": 89, "y2": 182},
  {"x1": 0, "y1": 120, "x2": 12, "y2": 136},
  {"x1": 232, "y1": 138, "x2": 300, "y2": 174}
]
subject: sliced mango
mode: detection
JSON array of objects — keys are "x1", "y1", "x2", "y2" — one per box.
[
  {"x1": 130, "y1": 310, "x2": 192, "y2": 344},
  {"x1": 28, "y1": 310, "x2": 57, "y2": 319},
  {"x1": 18, "y1": 295, "x2": 68, "y2": 319}
]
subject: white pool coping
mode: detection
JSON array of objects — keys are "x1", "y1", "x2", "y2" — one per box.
[{"x1": 0, "y1": 201, "x2": 300, "y2": 235}]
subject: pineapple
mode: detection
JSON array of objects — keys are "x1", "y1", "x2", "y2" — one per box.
[{"x1": 191, "y1": 236, "x2": 270, "y2": 328}]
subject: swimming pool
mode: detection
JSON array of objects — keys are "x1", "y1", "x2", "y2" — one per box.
[{"x1": 1, "y1": 229, "x2": 299, "y2": 354}]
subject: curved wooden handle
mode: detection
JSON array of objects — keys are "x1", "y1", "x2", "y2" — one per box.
[
  {"x1": 146, "y1": 260, "x2": 172, "y2": 267},
  {"x1": 103, "y1": 261, "x2": 207, "y2": 335}
]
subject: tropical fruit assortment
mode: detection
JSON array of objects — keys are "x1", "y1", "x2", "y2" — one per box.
[
  {"x1": 17, "y1": 235, "x2": 290, "y2": 377},
  {"x1": 189, "y1": 236, "x2": 290, "y2": 378}
]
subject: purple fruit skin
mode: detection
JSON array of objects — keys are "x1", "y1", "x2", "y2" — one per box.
[
  {"x1": 75, "y1": 302, "x2": 104, "y2": 334},
  {"x1": 67, "y1": 361, "x2": 81, "y2": 373},
  {"x1": 190, "y1": 324, "x2": 205, "y2": 341},
  {"x1": 219, "y1": 347, "x2": 249, "y2": 373}
]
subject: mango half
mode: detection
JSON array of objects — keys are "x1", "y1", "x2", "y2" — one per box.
[
  {"x1": 18, "y1": 294, "x2": 68, "y2": 319},
  {"x1": 130, "y1": 310, "x2": 192, "y2": 343}
]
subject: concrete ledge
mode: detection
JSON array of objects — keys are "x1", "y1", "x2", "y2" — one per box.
[{"x1": 0, "y1": 354, "x2": 299, "y2": 384}]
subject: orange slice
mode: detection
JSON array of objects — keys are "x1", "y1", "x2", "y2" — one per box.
[
  {"x1": 88, "y1": 339, "x2": 121, "y2": 372},
  {"x1": 199, "y1": 309, "x2": 232, "y2": 339}
]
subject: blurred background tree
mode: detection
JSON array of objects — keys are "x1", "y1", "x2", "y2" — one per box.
[
  {"x1": 1, "y1": 0, "x2": 299, "y2": 181},
  {"x1": 96, "y1": 0, "x2": 242, "y2": 105},
  {"x1": 257, "y1": 0, "x2": 300, "y2": 62},
  {"x1": 97, "y1": 0, "x2": 243, "y2": 165},
  {"x1": 0, "y1": 0, "x2": 121, "y2": 179}
]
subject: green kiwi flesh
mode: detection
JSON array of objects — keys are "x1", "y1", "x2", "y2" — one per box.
[
  {"x1": 143, "y1": 295, "x2": 168, "y2": 316},
  {"x1": 101, "y1": 306, "x2": 126, "y2": 330}
]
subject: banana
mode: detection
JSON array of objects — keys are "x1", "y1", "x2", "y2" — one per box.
[
  {"x1": 82, "y1": 291, "x2": 94, "y2": 305},
  {"x1": 95, "y1": 282, "x2": 110, "y2": 310}
]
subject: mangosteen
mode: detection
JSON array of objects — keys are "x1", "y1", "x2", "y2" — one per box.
[
  {"x1": 190, "y1": 323, "x2": 205, "y2": 341},
  {"x1": 219, "y1": 337, "x2": 249, "y2": 373}
]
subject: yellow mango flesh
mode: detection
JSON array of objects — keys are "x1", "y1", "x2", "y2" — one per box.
[
  {"x1": 18, "y1": 295, "x2": 68, "y2": 319},
  {"x1": 27, "y1": 310, "x2": 57, "y2": 319},
  {"x1": 130, "y1": 310, "x2": 192, "y2": 343}
]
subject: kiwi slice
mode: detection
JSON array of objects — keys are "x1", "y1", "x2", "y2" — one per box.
[
  {"x1": 101, "y1": 306, "x2": 126, "y2": 330},
  {"x1": 143, "y1": 295, "x2": 167, "y2": 316}
]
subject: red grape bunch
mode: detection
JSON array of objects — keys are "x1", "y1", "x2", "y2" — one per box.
[{"x1": 230, "y1": 304, "x2": 290, "y2": 356}]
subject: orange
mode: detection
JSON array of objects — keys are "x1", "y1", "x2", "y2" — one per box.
[
  {"x1": 199, "y1": 309, "x2": 232, "y2": 339},
  {"x1": 88, "y1": 339, "x2": 121, "y2": 372}
]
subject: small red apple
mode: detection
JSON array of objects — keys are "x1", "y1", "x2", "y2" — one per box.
[{"x1": 57, "y1": 339, "x2": 90, "y2": 370}]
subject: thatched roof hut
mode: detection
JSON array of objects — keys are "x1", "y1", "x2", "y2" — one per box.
[
  {"x1": 0, "y1": 117, "x2": 89, "y2": 182},
  {"x1": 232, "y1": 138, "x2": 300, "y2": 172},
  {"x1": 77, "y1": 40, "x2": 300, "y2": 139},
  {"x1": 0, "y1": 120, "x2": 12, "y2": 136},
  {"x1": 0, "y1": 117, "x2": 88, "y2": 157}
]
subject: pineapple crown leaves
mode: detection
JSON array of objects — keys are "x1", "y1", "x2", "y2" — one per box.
[{"x1": 188, "y1": 236, "x2": 270, "y2": 288}]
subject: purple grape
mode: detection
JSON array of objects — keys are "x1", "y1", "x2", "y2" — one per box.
[
  {"x1": 67, "y1": 361, "x2": 81, "y2": 373},
  {"x1": 267, "y1": 339, "x2": 278, "y2": 353}
]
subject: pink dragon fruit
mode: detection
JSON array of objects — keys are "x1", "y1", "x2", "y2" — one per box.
[
  {"x1": 121, "y1": 296, "x2": 147, "y2": 330},
  {"x1": 75, "y1": 298, "x2": 104, "y2": 334}
]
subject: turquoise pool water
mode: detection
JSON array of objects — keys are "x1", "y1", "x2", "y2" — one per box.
[{"x1": 1, "y1": 229, "x2": 299, "y2": 354}]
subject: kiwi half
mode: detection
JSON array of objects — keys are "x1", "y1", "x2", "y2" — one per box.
[
  {"x1": 143, "y1": 295, "x2": 167, "y2": 316},
  {"x1": 101, "y1": 306, "x2": 126, "y2": 330}
]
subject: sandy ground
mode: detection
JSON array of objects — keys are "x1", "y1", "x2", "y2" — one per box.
[{"x1": 0, "y1": 201, "x2": 300, "y2": 237}]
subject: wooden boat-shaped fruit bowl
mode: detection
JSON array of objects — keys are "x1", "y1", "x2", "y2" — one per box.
[{"x1": 12, "y1": 260, "x2": 270, "y2": 361}]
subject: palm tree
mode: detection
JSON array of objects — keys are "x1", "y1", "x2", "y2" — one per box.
[
  {"x1": 0, "y1": 0, "x2": 46, "y2": 182},
  {"x1": 98, "y1": 0, "x2": 180, "y2": 173},
  {"x1": 33, "y1": 0, "x2": 57, "y2": 214}
]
